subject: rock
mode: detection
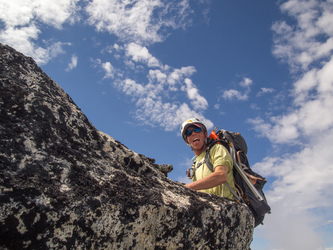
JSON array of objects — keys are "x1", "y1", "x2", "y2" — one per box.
[
  {"x1": 0, "y1": 43, "x2": 254, "y2": 249},
  {"x1": 153, "y1": 164, "x2": 173, "y2": 177}
]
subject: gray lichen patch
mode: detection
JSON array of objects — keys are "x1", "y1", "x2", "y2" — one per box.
[{"x1": 0, "y1": 43, "x2": 254, "y2": 249}]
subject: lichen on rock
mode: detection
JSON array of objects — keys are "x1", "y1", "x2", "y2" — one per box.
[{"x1": 0, "y1": 43, "x2": 254, "y2": 249}]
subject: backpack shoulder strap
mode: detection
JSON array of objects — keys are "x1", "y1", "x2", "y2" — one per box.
[{"x1": 204, "y1": 140, "x2": 218, "y2": 173}]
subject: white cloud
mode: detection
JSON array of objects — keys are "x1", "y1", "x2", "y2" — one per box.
[
  {"x1": 222, "y1": 77, "x2": 253, "y2": 101},
  {"x1": 168, "y1": 66, "x2": 196, "y2": 88},
  {"x1": 251, "y1": 0, "x2": 333, "y2": 247},
  {"x1": 183, "y1": 78, "x2": 208, "y2": 110},
  {"x1": 253, "y1": 129, "x2": 333, "y2": 249},
  {"x1": 222, "y1": 89, "x2": 248, "y2": 101},
  {"x1": 66, "y1": 54, "x2": 78, "y2": 72},
  {"x1": 0, "y1": 0, "x2": 212, "y2": 134},
  {"x1": 249, "y1": 56, "x2": 333, "y2": 144},
  {"x1": 101, "y1": 62, "x2": 115, "y2": 79},
  {"x1": 317, "y1": 9, "x2": 333, "y2": 35},
  {"x1": 121, "y1": 78, "x2": 146, "y2": 97},
  {"x1": 239, "y1": 77, "x2": 253, "y2": 88},
  {"x1": 0, "y1": 0, "x2": 79, "y2": 65},
  {"x1": 0, "y1": 0, "x2": 212, "y2": 133},
  {"x1": 0, "y1": 0, "x2": 77, "y2": 28},
  {"x1": 86, "y1": 0, "x2": 193, "y2": 45},
  {"x1": 133, "y1": 97, "x2": 208, "y2": 131},
  {"x1": 99, "y1": 41, "x2": 211, "y2": 132},
  {"x1": 256, "y1": 87, "x2": 275, "y2": 97},
  {"x1": 113, "y1": 71, "x2": 212, "y2": 131},
  {"x1": 148, "y1": 69, "x2": 167, "y2": 85},
  {"x1": 102, "y1": 43, "x2": 211, "y2": 132},
  {"x1": 126, "y1": 43, "x2": 161, "y2": 68},
  {"x1": 92, "y1": 59, "x2": 123, "y2": 80},
  {"x1": 248, "y1": 116, "x2": 300, "y2": 144},
  {"x1": 272, "y1": 0, "x2": 333, "y2": 72},
  {"x1": 0, "y1": 24, "x2": 70, "y2": 65}
]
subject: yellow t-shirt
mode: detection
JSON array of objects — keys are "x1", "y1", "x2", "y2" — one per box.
[{"x1": 192, "y1": 144, "x2": 236, "y2": 199}]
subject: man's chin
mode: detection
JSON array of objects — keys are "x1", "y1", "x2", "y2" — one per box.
[
  {"x1": 191, "y1": 145, "x2": 203, "y2": 151},
  {"x1": 191, "y1": 141, "x2": 202, "y2": 147}
]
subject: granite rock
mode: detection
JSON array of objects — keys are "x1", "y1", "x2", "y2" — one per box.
[{"x1": 0, "y1": 43, "x2": 254, "y2": 249}]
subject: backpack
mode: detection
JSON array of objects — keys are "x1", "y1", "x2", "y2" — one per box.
[{"x1": 188, "y1": 127, "x2": 271, "y2": 227}]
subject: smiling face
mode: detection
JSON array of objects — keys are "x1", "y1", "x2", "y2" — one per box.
[{"x1": 186, "y1": 126, "x2": 207, "y2": 156}]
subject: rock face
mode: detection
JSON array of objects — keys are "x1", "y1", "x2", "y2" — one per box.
[{"x1": 0, "y1": 43, "x2": 254, "y2": 249}]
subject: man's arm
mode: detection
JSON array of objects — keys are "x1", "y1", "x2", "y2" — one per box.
[{"x1": 185, "y1": 165, "x2": 228, "y2": 191}]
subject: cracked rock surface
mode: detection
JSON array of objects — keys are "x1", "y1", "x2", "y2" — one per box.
[{"x1": 0, "y1": 43, "x2": 254, "y2": 249}]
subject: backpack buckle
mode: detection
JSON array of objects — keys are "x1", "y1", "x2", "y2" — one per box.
[{"x1": 186, "y1": 168, "x2": 193, "y2": 179}]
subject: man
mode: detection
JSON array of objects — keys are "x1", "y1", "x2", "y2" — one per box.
[{"x1": 181, "y1": 118, "x2": 236, "y2": 199}]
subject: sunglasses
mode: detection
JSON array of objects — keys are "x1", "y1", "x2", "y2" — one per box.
[{"x1": 186, "y1": 127, "x2": 202, "y2": 137}]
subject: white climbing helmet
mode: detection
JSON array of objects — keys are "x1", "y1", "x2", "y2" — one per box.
[{"x1": 180, "y1": 118, "x2": 207, "y2": 142}]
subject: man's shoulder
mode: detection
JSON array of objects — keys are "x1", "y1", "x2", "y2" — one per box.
[
  {"x1": 209, "y1": 143, "x2": 233, "y2": 165},
  {"x1": 210, "y1": 143, "x2": 229, "y2": 153}
]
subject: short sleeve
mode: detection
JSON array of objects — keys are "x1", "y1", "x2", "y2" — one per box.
[{"x1": 209, "y1": 144, "x2": 233, "y2": 171}]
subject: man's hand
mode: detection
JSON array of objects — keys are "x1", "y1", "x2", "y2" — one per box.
[{"x1": 185, "y1": 165, "x2": 228, "y2": 191}]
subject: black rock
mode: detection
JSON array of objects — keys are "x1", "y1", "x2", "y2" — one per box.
[{"x1": 0, "y1": 43, "x2": 254, "y2": 249}]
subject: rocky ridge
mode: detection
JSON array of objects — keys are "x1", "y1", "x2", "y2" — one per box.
[{"x1": 0, "y1": 43, "x2": 254, "y2": 249}]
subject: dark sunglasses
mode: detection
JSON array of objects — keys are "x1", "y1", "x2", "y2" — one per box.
[{"x1": 186, "y1": 127, "x2": 202, "y2": 137}]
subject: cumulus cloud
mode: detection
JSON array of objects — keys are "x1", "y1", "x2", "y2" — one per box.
[
  {"x1": 83, "y1": 0, "x2": 212, "y2": 133},
  {"x1": 92, "y1": 59, "x2": 123, "y2": 80},
  {"x1": 239, "y1": 77, "x2": 253, "y2": 88},
  {"x1": 253, "y1": 129, "x2": 333, "y2": 249},
  {"x1": 0, "y1": 0, "x2": 79, "y2": 65},
  {"x1": 100, "y1": 43, "x2": 212, "y2": 131},
  {"x1": 183, "y1": 78, "x2": 209, "y2": 110},
  {"x1": 256, "y1": 87, "x2": 275, "y2": 97},
  {"x1": 168, "y1": 67, "x2": 196, "y2": 87},
  {"x1": 134, "y1": 100, "x2": 209, "y2": 132},
  {"x1": 101, "y1": 62, "x2": 116, "y2": 79},
  {"x1": 126, "y1": 43, "x2": 161, "y2": 68},
  {"x1": 85, "y1": 0, "x2": 193, "y2": 45},
  {"x1": 222, "y1": 77, "x2": 253, "y2": 101},
  {"x1": 148, "y1": 69, "x2": 168, "y2": 86},
  {"x1": 249, "y1": 56, "x2": 333, "y2": 144},
  {"x1": 0, "y1": 0, "x2": 212, "y2": 132},
  {"x1": 66, "y1": 54, "x2": 78, "y2": 72},
  {"x1": 272, "y1": 0, "x2": 333, "y2": 72},
  {"x1": 0, "y1": 0, "x2": 78, "y2": 28},
  {"x1": 113, "y1": 69, "x2": 211, "y2": 131},
  {"x1": 222, "y1": 89, "x2": 248, "y2": 101},
  {"x1": 93, "y1": 40, "x2": 213, "y2": 131},
  {"x1": 250, "y1": 0, "x2": 333, "y2": 247}
]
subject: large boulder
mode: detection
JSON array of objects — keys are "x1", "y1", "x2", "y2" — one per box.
[{"x1": 0, "y1": 43, "x2": 254, "y2": 249}]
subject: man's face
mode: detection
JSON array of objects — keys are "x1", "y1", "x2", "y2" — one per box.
[{"x1": 186, "y1": 126, "x2": 207, "y2": 151}]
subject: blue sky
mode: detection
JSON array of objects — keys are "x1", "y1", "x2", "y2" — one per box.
[{"x1": 1, "y1": 0, "x2": 333, "y2": 249}]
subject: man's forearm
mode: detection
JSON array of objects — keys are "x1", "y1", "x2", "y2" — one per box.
[{"x1": 185, "y1": 165, "x2": 228, "y2": 190}]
